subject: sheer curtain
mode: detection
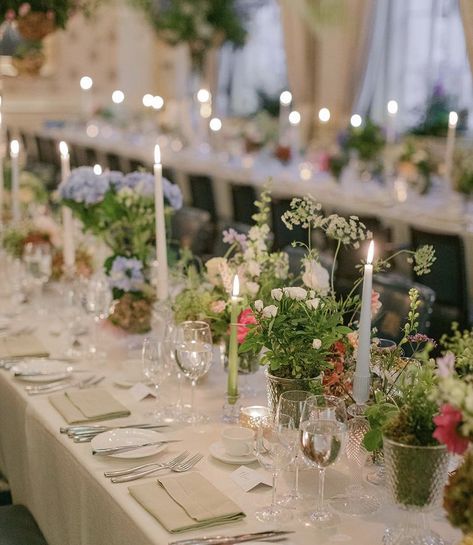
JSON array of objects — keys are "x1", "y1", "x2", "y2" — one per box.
[{"x1": 355, "y1": 0, "x2": 473, "y2": 132}]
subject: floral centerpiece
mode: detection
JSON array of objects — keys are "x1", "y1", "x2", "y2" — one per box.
[
  {"x1": 396, "y1": 139, "x2": 438, "y2": 195},
  {"x1": 2, "y1": 214, "x2": 93, "y2": 279},
  {"x1": 59, "y1": 167, "x2": 182, "y2": 333},
  {"x1": 2, "y1": 163, "x2": 48, "y2": 222},
  {"x1": 173, "y1": 187, "x2": 289, "y2": 365},
  {"x1": 240, "y1": 194, "x2": 436, "y2": 413},
  {"x1": 131, "y1": 0, "x2": 246, "y2": 73}
]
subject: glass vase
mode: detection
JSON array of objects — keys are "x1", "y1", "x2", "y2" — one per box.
[
  {"x1": 266, "y1": 370, "x2": 323, "y2": 417},
  {"x1": 383, "y1": 437, "x2": 449, "y2": 545}
]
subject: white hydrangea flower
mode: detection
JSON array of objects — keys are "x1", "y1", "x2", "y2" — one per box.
[
  {"x1": 283, "y1": 287, "x2": 307, "y2": 300},
  {"x1": 254, "y1": 300, "x2": 264, "y2": 312},
  {"x1": 271, "y1": 288, "x2": 283, "y2": 301},
  {"x1": 312, "y1": 339, "x2": 322, "y2": 349},
  {"x1": 262, "y1": 305, "x2": 278, "y2": 318}
]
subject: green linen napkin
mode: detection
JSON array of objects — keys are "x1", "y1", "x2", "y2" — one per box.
[
  {"x1": 49, "y1": 388, "x2": 131, "y2": 424},
  {"x1": 129, "y1": 472, "x2": 245, "y2": 533},
  {"x1": 0, "y1": 334, "x2": 49, "y2": 360}
]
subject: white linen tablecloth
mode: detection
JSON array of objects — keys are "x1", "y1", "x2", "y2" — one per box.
[{"x1": 0, "y1": 299, "x2": 462, "y2": 545}]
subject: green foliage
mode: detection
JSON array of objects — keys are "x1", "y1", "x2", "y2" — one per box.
[
  {"x1": 440, "y1": 322, "x2": 473, "y2": 377},
  {"x1": 0, "y1": 1, "x2": 98, "y2": 28},
  {"x1": 444, "y1": 451, "x2": 473, "y2": 534},
  {"x1": 344, "y1": 119, "x2": 386, "y2": 161}
]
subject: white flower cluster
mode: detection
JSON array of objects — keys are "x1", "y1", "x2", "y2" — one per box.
[
  {"x1": 282, "y1": 196, "x2": 324, "y2": 230},
  {"x1": 325, "y1": 214, "x2": 371, "y2": 247}
]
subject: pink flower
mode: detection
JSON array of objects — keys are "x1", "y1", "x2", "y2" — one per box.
[
  {"x1": 347, "y1": 331, "x2": 359, "y2": 349},
  {"x1": 210, "y1": 300, "x2": 226, "y2": 314},
  {"x1": 371, "y1": 290, "x2": 382, "y2": 316},
  {"x1": 237, "y1": 308, "x2": 257, "y2": 344},
  {"x1": 437, "y1": 352, "x2": 455, "y2": 378},
  {"x1": 433, "y1": 404, "x2": 469, "y2": 455}
]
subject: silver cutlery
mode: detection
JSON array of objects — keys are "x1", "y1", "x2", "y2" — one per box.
[
  {"x1": 25, "y1": 378, "x2": 72, "y2": 391},
  {"x1": 168, "y1": 530, "x2": 293, "y2": 545},
  {"x1": 72, "y1": 426, "x2": 170, "y2": 443},
  {"x1": 105, "y1": 451, "x2": 189, "y2": 478},
  {"x1": 92, "y1": 439, "x2": 182, "y2": 456},
  {"x1": 62, "y1": 422, "x2": 169, "y2": 436},
  {"x1": 27, "y1": 375, "x2": 104, "y2": 396},
  {"x1": 110, "y1": 452, "x2": 203, "y2": 483}
]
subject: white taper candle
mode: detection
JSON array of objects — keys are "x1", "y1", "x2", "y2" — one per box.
[
  {"x1": 353, "y1": 240, "x2": 375, "y2": 404},
  {"x1": 59, "y1": 141, "x2": 75, "y2": 270},
  {"x1": 444, "y1": 111, "x2": 458, "y2": 188},
  {"x1": 10, "y1": 139, "x2": 20, "y2": 223},
  {"x1": 153, "y1": 144, "x2": 168, "y2": 300}
]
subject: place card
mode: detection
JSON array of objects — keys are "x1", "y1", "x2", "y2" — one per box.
[
  {"x1": 230, "y1": 466, "x2": 272, "y2": 492},
  {"x1": 129, "y1": 383, "x2": 156, "y2": 401}
]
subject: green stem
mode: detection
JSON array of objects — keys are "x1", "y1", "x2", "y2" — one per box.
[{"x1": 331, "y1": 240, "x2": 341, "y2": 294}]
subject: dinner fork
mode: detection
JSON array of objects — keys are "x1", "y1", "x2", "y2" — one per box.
[
  {"x1": 110, "y1": 452, "x2": 203, "y2": 483},
  {"x1": 27, "y1": 376, "x2": 104, "y2": 395},
  {"x1": 104, "y1": 451, "x2": 189, "y2": 478}
]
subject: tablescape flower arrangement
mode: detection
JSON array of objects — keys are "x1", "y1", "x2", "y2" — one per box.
[
  {"x1": 130, "y1": 0, "x2": 246, "y2": 73},
  {"x1": 173, "y1": 187, "x2": 289, "y2": 358},
  {"x1": 59, "y1": 167, "x2": 182, "y2": 333},
  {"x1": 453, "y1": 149, "x2": 473, "y2": 196},
  {"x1": 2, "y1": 164, "x2": 48, "y2": 222},
  {"x1": 396, "y1": 139, "x2": 439, "y2": 195},
  {"x1": 240, "y1": 194, "x2": 437, "y2": 414},
  {"x1": 2, "y1": 214, "x2": 93, "y2": 280}
]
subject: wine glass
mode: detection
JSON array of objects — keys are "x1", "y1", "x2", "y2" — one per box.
[
  {"x1": 299, "y1": 395, "x2": 347, "y2": 527},
  {"x1": 255, "y1": 414, "x2": 295, "y2": 523},
  {"x1": 142, "y1": 337, "x2": 170, "y2": 420},
  {"x1": 23, "y1": 242, "x2": 52, "y2": 314},
  {"x1": 173, "y1": 321, "x2": 213, "y2": 424},
  {"x1": 84, "y1": 275, "x2": 112, "y2": 361},
  {"x1": 276, "y1": 390, "x2": 313, "y2": 506}
]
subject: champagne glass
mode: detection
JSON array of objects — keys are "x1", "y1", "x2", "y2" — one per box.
[
  {"x1": 299, "y1": 395, "x2": 347, "y2": 527},
  {"x1": 255, "y1": 414, "x2": 295, "y2": 523},
  {"x1": 173, "y1": 321, "x2": 213, "y2": 424},
  {"x1": 84, "y1": 275, "x2": 112, "y2": 361},
  {"x1": 142, "y1": 338, "x2": 170, "y2": 420},
  {"x1": 276, "y1": 390, "x2": 313, "y2": 506}
]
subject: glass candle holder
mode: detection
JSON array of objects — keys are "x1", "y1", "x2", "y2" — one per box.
[{"x1": 239, "y1": 405, "x2": 271, "y2": 430}]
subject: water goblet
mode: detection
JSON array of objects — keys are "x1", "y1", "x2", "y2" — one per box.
[
  {"x1": 173, "y1": 321, "x2": 213, "y2": 424},
  {"x1": 23, "y1": 242, "x2": 52, "y2": 314},
  {"x1": 142, "y1": 337, "x2": 170, "y2": 420},
  {"x1": 255, "y1": 414, "x2": 295, "y2": 523},
  {"x1": 299, "y1": 395, "x2": 347, "y2": 527},
  {"x1": 84, "y1": 275, "x2": 112, "y2": 361}
]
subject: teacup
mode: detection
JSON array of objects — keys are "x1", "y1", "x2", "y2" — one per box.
[{"x1": 221, "y1": 426, "x2": 254, "y2": 457}]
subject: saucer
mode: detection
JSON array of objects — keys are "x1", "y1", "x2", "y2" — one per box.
[{"x1": 209, "y1": 441, "x2": 257, "y2": 465}]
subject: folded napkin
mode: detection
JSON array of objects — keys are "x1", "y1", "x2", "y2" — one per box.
[
  {"x1": 129, "y1": 472, "x2": 245, "y2": 533},
  {"x1": 49, "y1": 388, "x2": 130, "y2": 424},
  {"x1": 0, "y1": 334, "x2": 49, "y2": 360}
]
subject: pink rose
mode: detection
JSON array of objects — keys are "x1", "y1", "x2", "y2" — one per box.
[
  {"x1": 433, "y1": 404, "x2": 469, "y2": 455},
  {"x1": 237, "y1": 308, "x2": 257, "y2": 344},
  {"x1": 371, "y1": 290, "x2": 382, "y2": 316},
  {"x1": 210, "y1": 300, "x2": 226, "y2": 314}
]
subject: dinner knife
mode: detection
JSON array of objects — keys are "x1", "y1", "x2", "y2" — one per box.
[
  {"x1": 92, "y1": 439, "x2": 182, "y2": 456},
  {"x1": 61, "y1": 423, "x2": 170, "y2": 434},
  {"x1": 168, "y1": 530, "x2": 293, "y2": 545}
]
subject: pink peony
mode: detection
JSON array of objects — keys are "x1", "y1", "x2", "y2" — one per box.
[
  {"x1": 237, "y1": 308, "x2": 257, "y2": 344},
  {"x1": 433, "y1": 404, "x2": 469, "y2": 455},
  {"x1": 371, "y1": 290, "x2": 382, "y2": 316}
]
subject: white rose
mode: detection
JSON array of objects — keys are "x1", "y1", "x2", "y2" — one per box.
[
  {"x1": 205, "y1": 257, "x2": 227, "y2": 286},
  {"x1": 246, "y1": 281, "x2": 260, "y2": 296},
  {"x1": 262, "y1": 305, "x2": 278, "y2": 318},
  {"x1": 283, "y1": 287, "x2": 307, "y2": 300},
  {"x1": 312, "y1": 339, "x2": 322, "y2": 350},
  {"x1": 254, "y1": 300, "x2": 264, "y2": 312},
  {"x1": 302, "y1": 260, "x2": 330, "y2": 295},
  {"x1": 271, "y1": 288, "x2": 283, "y2": 301},
  {"x1": 306, "y1": 298, "x2": 320, "y2": 310}
]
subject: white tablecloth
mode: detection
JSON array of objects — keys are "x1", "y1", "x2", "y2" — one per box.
[{"x1": 0, "y1": 293, "x2": 461, "y2": 545}]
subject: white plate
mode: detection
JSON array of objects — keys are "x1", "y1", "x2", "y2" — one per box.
[
  {"x1": 11, "y1": 360, "x2": 73, "y2": 383},
  {"x1": 209, "y1": 441, "x2": 257, "y2": 465},
  {"x1": 91, "y1": 428, "x2": 167, "y2": 459},
  {"x1": 113, "y1": 372, "x2": 145, "y2": 388}
]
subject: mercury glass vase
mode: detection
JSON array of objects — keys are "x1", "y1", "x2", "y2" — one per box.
[
  {"x1": 383, "y1": 437, "x2": 450, "y2": 545},
  {"x1": 266, "y1": 370, "x2": 323, "y2": 417}
]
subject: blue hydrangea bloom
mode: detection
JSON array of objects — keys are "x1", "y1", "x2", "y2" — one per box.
[
  {"x1": 59, "y1": 167, "x2": 110, "y2": 205},
  {"x1": 121, "y1": 171, "x2": 182, "y2": 209},
  {"x1": 108, "y1": 170, "x2": 126, "y2": 191},
  {"x1": 109, "y1": 256, "x2": 144, "y2": 292}
]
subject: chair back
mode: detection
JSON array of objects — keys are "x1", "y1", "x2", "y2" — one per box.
[{"x1": 231, "y1": 184, "x2": 257, "y2": 224}]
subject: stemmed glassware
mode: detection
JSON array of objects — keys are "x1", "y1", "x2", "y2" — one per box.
[
  {"x1": 299, "y1": 395, "x2": 347, "y2": 527},
  {"x1": 276, "y1": 390, "x2": 313, "y2": 506},
  {"x1": 84, "y1": 275, "x2": 112, "y2": 361},
  {"x1": 173, "y1": 321, "x2": 213, "y2": 424},
  {"x1": 255, "y1": 414, "x2": 296, "y2": 523},
  {"x1": 23, "y1": 242, "x2": 52, "y2": 314},
  {"x1": 142, "y1": 337, "x2": 170, "y2": 420}
]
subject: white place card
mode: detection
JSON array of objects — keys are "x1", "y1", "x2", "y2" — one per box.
[
  {"x1": 129, "y1": 383, "x2": 156, "y2": 401},
  {"x1": 230, "y1": 466, "x2": 272, "y2": 492}
]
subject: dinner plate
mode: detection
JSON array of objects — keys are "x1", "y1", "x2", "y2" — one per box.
[
  {"x1": 90, "y1": 428, "x2": 167, "y2": 459},
  {"x1": 209, "y1": 441, "x2": 257, "y2": 465},
  {"x1": 11, "y1": 360, "x2": 73, "y2": 383},
  {"x1": 113, "y1": 372, "x2": 145, "y2": 388}
]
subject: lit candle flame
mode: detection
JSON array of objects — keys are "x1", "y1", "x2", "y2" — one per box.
[
  {"x1": 289, "y1": 110, "x2": 301, "y2": 125},
  {"x1": 10, "y1": 139, "x2": 19, "y2": 156},
  {"x1": 232, "y1": 275, "x2": 240, "y2": 298},
  {"x1": 59, "y1": 140, "x2": 69, "y2": 157},
  {"x1": 280, "y1": 91, "x2": 292, "y2": 106},
  {"x1": 448, "y1": 111, "x2": 458, "y2": 128},
  {"x1": 367, "y1": 240, "x2": 375, "y2": 265},
  {"x1": 154, "y1": 144, "x2": 161, "y2": 165}
]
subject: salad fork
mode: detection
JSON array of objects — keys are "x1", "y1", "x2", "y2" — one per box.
[{"x1": 104, "y1": 451, "x2": 189, "y2": 478}]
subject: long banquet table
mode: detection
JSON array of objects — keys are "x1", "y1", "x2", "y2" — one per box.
[
  {"x1": 32, "y1": 123, "x2": 473, "y2": 300},
  {"x1": 0, "y1": 289, "x2": 461, "y2": 545}
]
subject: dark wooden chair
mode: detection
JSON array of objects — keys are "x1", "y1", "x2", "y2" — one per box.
[
  {"x1": 230, "y1": 184, "x2": 257, "y2": 225},
  {"x1": 171, "y1": 206, "x2": 214, "y2": 257}
]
